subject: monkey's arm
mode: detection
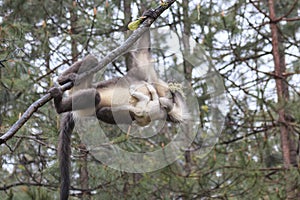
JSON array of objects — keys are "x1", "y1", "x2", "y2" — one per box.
[
  {"x1": 49, "y1": 55, "x2": 100, "y2": 114},
  {"x1": 49, "y1": 87, "x2": 100, "y2": 114}
]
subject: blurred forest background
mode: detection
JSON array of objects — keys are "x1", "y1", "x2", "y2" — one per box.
[{"x1": 1, "y1": 0, "x2": 300, "y2": 199}]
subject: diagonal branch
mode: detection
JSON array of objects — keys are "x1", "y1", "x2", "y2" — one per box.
[{"x1": 0, "y1": 0, "x2": 177, "y2": 145}]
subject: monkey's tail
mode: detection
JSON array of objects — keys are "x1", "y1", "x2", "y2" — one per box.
[{"x1": 58, "y1": 112, "x2": 74, "y2": 200}]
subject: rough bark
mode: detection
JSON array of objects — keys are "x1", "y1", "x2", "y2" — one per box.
[{"x1": 268, "y1": 0, "x2": 299, "y2": 198}]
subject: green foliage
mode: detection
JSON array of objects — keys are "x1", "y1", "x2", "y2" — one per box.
[{"x1": 4, "y1": 187, "x2": 55, "y2": 200}]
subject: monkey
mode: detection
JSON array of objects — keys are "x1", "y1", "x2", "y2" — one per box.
[
  {"x1": 49, "y1": 32, "x2": 189, "y2": 200},
  {"x1": 50, "y1": 55, "x2": 188, "y2": 200},
  {"x1": 50, "y1": 51, "x2": 188, "y2": 126},
  {"x1": 49, "y1": 56, "x2": 183, "y2": 125}
]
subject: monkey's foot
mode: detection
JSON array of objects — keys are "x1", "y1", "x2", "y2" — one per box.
[
  {"x1": 57, "y1": 73, "x2": 78, "y2": 86},
  {"x1": 48, "y1": 87, "x2": 63, "y2": 98}
]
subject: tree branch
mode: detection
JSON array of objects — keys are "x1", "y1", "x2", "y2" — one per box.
[
  {"x1": 0, "y1": 0, "x2": 177, "y2": 145},
  {"x1": 0, "y1": 82, "x2": 72, "y2": 145}
]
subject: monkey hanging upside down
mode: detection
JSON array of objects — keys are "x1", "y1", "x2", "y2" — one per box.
[
  {"x1": 49, "y1": 54, "x2": 189, "y2": 126},
  {"x1": 49, "y1": 48, "x2": 190, "y2": 200}
]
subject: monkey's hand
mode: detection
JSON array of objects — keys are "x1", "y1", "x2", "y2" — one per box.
[
  {"x1": 48, "y1": 87, "x2": 65, "y2": 114},
  {"x1": 142, "y1": 9, "x2": 159, "y2": 19},
  {"x1": 128, "y1": 9, "x2": 158, "y2": 30}
]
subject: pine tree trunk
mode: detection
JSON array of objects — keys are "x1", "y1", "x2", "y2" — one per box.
[
  {"x1": 268, "y1": 0, "x2": 299, "y2": 198},
  {"x1": 182, "y1": 0, "x2": 193, "y2": 175}
]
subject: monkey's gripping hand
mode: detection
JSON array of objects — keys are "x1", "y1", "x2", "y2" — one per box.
[
  {"x1": 48, "y1": 87, "x2": 64, "y2": 113},
  {"x1": 142, "y1": 9, "x2": 159, "y2": 19}
]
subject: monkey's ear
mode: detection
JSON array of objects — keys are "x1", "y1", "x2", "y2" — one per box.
[{"x1": 159, "y1": 98, "x2": 174, "y2": 112}]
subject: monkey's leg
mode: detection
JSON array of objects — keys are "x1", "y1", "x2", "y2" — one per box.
[
  {"x1": 49, "y1": 87, "x2": 100, "y2": 113},
  {"x1": 96, "y1": 107, "x2": 134, "y2": 124},
  {"x1": 105, "y1": 104, "x2": 151, "y2": 126},
  {"x1": 111, "y1": 104, "x2": 144, "y2": 117},
  {"x1": 72, "y1": 89, "x2": 100, "y2": 111}
]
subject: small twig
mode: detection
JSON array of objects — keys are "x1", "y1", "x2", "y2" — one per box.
[{"x1": 0, "y1": 0, "x2": 177, "y2": 145}]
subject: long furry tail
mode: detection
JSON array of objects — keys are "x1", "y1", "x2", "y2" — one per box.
[{"x1": 58, "y1": 112, "x2": 74, "y2": 200}]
